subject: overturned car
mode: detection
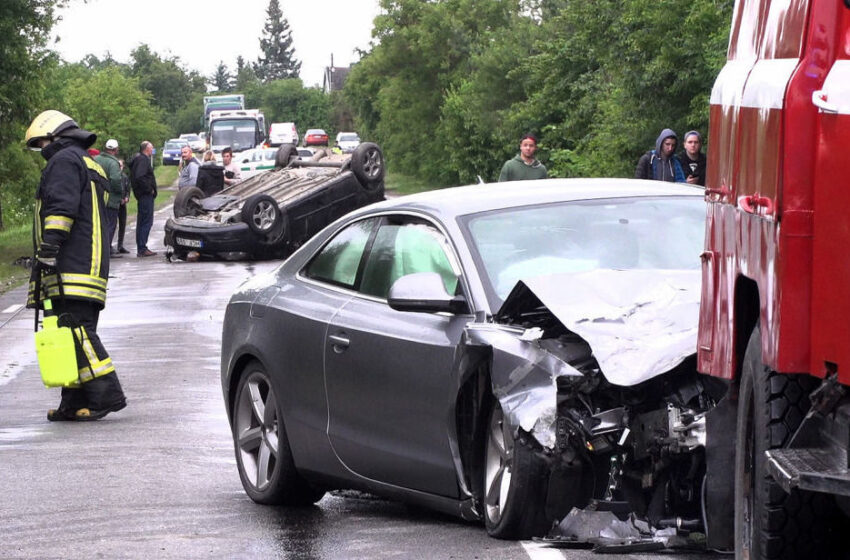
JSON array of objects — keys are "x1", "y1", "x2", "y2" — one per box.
[
  {"x1": 220, "y1": 179, "x2": 725, "y2": 546},
  {"x1": 163, "y1": 143, "x2": 385, "y2": 260}
]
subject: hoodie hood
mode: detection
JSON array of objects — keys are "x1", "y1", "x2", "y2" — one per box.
[{"x1": 654, "y1": 128, "x2": 678, "y2": 158}]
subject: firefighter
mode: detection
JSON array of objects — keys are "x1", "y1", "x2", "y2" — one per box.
[{"x1": 25, "y1": 110, "x2": 127, "y2": 421}]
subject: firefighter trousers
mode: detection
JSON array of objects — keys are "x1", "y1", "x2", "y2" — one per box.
[{"x1": 54, "y1": 299, "x2": 125, "y2": 412}]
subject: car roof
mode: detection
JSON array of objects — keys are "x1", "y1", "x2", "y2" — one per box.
[{"x1": 365, "y1": 178, "x2": 704, "y2": 218}]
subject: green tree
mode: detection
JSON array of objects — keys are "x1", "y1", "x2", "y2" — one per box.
[
  {"x1": 128, "y1": 44, "x2": 206, "y2": 124},
  {"x1": 255, "y1": 0, "x2": 301, "y2": 81},
  {"x1": 62, "y1": 66, "x2": 169, "y2": 157},
  {"x1": 235, "y1": 55, "x2": 261, "y2": 93},
  {"x1": 210, "y1": 61, "x2": 233, "y2": 92},
  {"x1": 0, "y1": 0, "x2": 65, "y2": 228},
  {"x1": 255, "y1": 79, "x2": 332, "y2": 134}
]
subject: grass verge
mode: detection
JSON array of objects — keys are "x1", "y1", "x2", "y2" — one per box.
[
  {"x1": 0, "y1": 223, "x2": 32, "y2": 295},
  {"x1": 385, "y1": 172, "x2": 447, "y2": 196},
  {"x1": 0, "y1": 164, "x2": 179, "y2": 295}
]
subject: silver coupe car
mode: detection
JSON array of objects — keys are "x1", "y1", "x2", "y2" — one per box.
[{"x1": 220, "y1": 178, "x2": 723, "y2": 541}]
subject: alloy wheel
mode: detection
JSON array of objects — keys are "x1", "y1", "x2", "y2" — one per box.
[
  {"x1": 484, "y1": 403, "x2": 513, "y2": 525},
  {"x1": 235, "y1": 372, "x2": 279, "y2": 490}
]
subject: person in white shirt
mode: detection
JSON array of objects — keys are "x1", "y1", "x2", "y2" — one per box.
[{"x1": 221, "y1": 147, "x2": 242, "y2": 187}]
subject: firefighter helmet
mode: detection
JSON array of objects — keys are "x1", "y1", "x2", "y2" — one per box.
[{"x1": 25, "y1": 110, "x2": 80, "y2": 150}]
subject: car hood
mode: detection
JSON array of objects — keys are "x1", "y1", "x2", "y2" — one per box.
[{"x1": 495, "y1": 268, "x2": 700, "y2": 386}]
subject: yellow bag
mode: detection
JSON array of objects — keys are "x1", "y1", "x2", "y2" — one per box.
[{"x1": 34, "y1": 299, "x2": 79, "y2": 388}]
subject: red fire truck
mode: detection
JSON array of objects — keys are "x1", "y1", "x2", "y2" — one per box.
[{"x1": 699, "y1": 0, "x2": 850, "y2": 556}]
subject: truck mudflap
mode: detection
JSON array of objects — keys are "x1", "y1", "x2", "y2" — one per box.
[{"x1": 766, "y1": 387, "x2": 850, "y2": 497}]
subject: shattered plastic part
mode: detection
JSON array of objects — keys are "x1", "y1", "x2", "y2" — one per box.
[{"x1": 464, "y1": 324, "x2": 582, "y2": 448}]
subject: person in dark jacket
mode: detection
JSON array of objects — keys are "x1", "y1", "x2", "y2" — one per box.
[
  {"x1": 24, "y1": 110, "x2": 127, "y2": 422},
  {"x1": 635, "y1": 128, "x2": 686, "y2": 183},
  {"x1": 498, "y1": 133, "x2": 548, "y2": 182},
  {"x1": 677, "y1": 130, "x2": 707, "y2": 186},
  {"x1": 129, "y1": 141, "x2": 158, "y2": 257}
]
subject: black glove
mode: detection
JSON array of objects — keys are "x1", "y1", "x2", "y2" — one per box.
[{"x1": 36, "y1": 242, "x2": 60, "y2": 269}]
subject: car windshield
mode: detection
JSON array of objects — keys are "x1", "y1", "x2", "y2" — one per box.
[
  {"x1": 211, "y1": 119, "x2": 258, "y2": 152},
  {"x1": 165, "y1": 141, "x2": 185, "y2": 149},
  {"x1": 182, "y1": 134, "x2": 200, "y2": 141},
  {"x1": 339, "y1": 134, "x2": 359, "y2": 142},
  {"x1": 461, "y1": 196, "x2": 705, "y2": 305}
]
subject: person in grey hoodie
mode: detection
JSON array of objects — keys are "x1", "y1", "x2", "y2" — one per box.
[
  {"x1": 635, "y1": 128, "x2": 686, "y2": 182},
  {"x1": 498, "y1": 133, "x2": 548, "y2": 182}
]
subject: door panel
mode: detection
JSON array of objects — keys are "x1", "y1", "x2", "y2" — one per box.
[{"x1": 325, "y1": 298, "x2": 466, "y2": 497}]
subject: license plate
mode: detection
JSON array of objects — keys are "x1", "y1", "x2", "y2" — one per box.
[{"x1": 175, "y1": 237, "x2": 202, "y2": 248}]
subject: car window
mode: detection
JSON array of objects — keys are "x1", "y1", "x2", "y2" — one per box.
[
  {"x1": 462, "y1": 196, "x2": 704, "y2": 303},
  {"x1": 359, "y1": 220, "x2": 458, "y2": 299},
  {"x1": 304, "y1": 218, "x2": 378, "y2": 288}
]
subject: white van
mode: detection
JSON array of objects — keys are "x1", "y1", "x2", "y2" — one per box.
[{"x1": 268, "y1": 122, "x2": 299, "y2": 147}]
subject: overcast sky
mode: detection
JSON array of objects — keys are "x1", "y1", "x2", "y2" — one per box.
[{"x1": 51, "y1": 0, "x2": 381, "y2": 88}]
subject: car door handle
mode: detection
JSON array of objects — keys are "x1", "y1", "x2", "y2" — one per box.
[{"x1": 328, "y1": 334, "x2": 350, "y2": 351}]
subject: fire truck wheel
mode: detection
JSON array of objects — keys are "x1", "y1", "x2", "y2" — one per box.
[
  {"x1": 734, "y1": 327, "x2": 828, "y2": 558},
  {"x1": 232, "y1": 361, "x2": 325, "y2": 505},
  {"x1": 482, "y1": 399, "x2": 551, "y2": 539}
]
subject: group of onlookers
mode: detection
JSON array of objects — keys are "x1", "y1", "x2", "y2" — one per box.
[
  {"x1": 497, "y1": 129, "x2": 706, "y2": 187},
  {"x1": 88, "y1": 139, "x2": 157, "y2": 257},
  {"x1": 177, "y1": 146, "x2": 242, "y2": 196}
]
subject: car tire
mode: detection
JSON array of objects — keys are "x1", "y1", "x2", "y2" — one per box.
[
  {"x1": 232, "y1": 361, "x2": 325, "y2": 505},
  {"x1": 734, "y1": 327, "x2": 831, "y2": 558},
  {"x1": 173, "y1": 186, "x2": 205, "y2": 218},
  {"x1": 241, "y1": 194, "x2": 282, "y2": 236},
  {"x1": 275, "y1": 144, "x2": 298, "y2": 169},
  {"x1": 482, "y1": 399, "x2": 551, "y2": 539},
  {"x1": 350, "y1": 142, "x2": 385, "y2": 192}
]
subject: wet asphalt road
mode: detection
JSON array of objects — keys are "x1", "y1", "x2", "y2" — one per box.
[{"x1": 0, "y1": 199, "x2": 709, "y2": 559}]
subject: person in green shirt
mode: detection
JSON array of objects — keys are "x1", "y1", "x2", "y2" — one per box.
[
  {"x1": 498, "y1": 133, "x2": 548, "y2": 182},
  {"x1": 93, "y1": 139, "x2": 125, "y2": 256}
]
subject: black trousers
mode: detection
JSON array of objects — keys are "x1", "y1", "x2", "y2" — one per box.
[
  {"x1": 117, "y1": 203, "x2": 127, "y2": 250},
  {"x1": 54, "y1": 299, "x2": 125, "y2": 411}
]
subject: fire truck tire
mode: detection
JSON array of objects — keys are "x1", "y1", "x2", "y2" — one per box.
[
  {"x1": 734, "y1": 327, "x2": 829, "y2": 558},
  {"x1": 482, "y1": 399, "x2": 552, "y2": 539}
]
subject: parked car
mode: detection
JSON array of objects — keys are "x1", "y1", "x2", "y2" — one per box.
[
  {"x1": 238, "y1": 147, "x2": 279, "y2": 180},
  {"x1": 161, "y1": 138, "x2": 188, "y2": 166},
  {"x1": 179, "y1": 133, "x2": 205, "y2": 153},
  {"x1": 163, "y1": 142, "x2": 385, "y2": 260},
  {"x1": 268, "y1": 122, "x2": 299, "y2": 147},
  {"x1": 335, "y1": 132, "x2": 360, "y2": 153},
  {"x1": 297, "y1": 148, "x2": 315, "y2": 160},
  {"x1": 220, "y1": 179, "x2": 720, "y2": 542},
  {"x1": 304, "y1": 128, "x2": 329, "y2": 146}
]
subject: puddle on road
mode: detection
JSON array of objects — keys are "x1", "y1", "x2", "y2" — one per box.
[{"x1": 0, "y1": 426, "x2": 47, "y2": 444}]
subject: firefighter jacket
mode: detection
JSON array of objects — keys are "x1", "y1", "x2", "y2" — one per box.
[{"x1": 28, "y1": 138, "x2": 110, "y2": 309}]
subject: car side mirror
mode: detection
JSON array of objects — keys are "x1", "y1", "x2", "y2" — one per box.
[{"x1": 387, "y1": 272, "x2": 468, "y2": 314}]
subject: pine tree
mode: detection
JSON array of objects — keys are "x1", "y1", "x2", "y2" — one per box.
[
  {"x1": 210, "y1": 61, "x2": 233, "y2": 92},
  {"x1": 254, "y1": 0, "x2": 301, "y2": 81}
]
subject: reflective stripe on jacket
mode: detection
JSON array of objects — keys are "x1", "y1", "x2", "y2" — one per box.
[{"x1": 28, "y1": 144, "x2": 110, "y2": 309}]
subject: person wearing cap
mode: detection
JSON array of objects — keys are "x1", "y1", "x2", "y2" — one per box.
[
  {"x1": 23, "y1": 109, "x2": 127, "y2": 422},
  {"x1": 498, "y1": 133, "x2": 548, "y2": 182},
  {"x1": 94, "y1": 139, "x2": 125, "y2": 256},
  {"x1": 677, "y1": 130, "x2": 706, "y2": 186}
]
